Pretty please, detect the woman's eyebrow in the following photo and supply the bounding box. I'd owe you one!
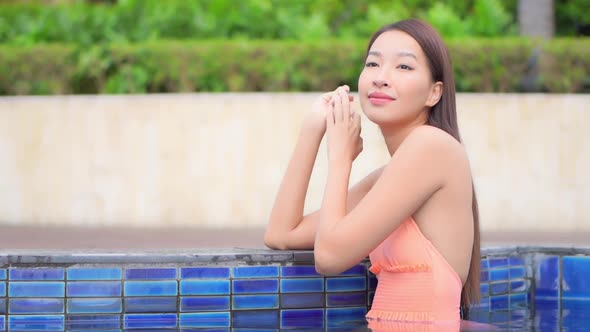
[367,50,417,60]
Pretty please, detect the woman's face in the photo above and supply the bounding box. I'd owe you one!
[358,30,442,127]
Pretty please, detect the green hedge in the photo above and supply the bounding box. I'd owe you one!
[0,38,588,95]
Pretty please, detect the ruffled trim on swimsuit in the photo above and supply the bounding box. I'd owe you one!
[366,309,434,322]
[369,263,432,275]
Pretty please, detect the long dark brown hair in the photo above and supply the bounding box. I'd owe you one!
[366,19,481,314]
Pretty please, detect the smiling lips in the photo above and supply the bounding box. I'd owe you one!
[368,91,395,105]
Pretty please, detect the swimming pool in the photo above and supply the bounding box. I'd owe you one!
[0,246,588,331]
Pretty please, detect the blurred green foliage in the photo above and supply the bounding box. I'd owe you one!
[1,38,588,95]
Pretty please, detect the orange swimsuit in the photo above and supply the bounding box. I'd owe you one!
[366,216,462,328]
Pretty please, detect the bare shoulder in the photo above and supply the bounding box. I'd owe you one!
[400,125,468,162]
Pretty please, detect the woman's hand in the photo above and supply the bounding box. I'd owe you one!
[304,85,354,136]
[326,86,363,165]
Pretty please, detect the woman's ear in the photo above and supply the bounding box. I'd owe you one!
[425,81,443,107]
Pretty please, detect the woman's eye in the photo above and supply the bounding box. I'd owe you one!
[399,64,413,70]
[365,62,378,67]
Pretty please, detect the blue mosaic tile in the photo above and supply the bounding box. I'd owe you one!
[490,295,509,310]
[563,256,590,299]
[0,316,3,331]
[339,265,367,276]
[233,295,279,310]
[67,314,120,330]
[9,298,64,314]
[181,297,230,312]
[480,283,489,297]
[233,266,279,278]
[67,298,122,314]
[125,268,177,280]
[480,270,489,282]
[326,277,366,292]
[9,282,65,297]
[489,269,509,281]
[0,299,5,314]
[10,268,64,280]
[489,258,509,268]
[0,270,5,279]
[326,307,367,328]
[180,312,230,328]
[490,282,509,295]
[0,282,4,296]
[181,267,230,279]
[125,280,177,296]
[67,281,121,297]
[125,313,177,329]
[233,279,279,294]
[180,280,230,295]
[280,293,324,309]
[368,275,377,290]
[510,267,526,279]
[511,280,528,293]
[281,266,321,278]
[475,296,489,309]
[509,256,525,266]
[480,259,489,270]
[281,309,324,328]
[9,315,65,331]
[125,297,177,313]
[280,278,323,293]
[232,310,279,328]
[536,255,560,299]
[510,293,527,309]
[326,292,366,307]
[68,268,122,280]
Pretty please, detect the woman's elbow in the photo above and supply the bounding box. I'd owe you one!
[314,248,342,276]
[264,231,288,250]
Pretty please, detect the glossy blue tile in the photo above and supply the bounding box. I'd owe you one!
[281,309,324,328]
[326,292,366,307]
[9,298,64,314]
[480,283,489,297]
[509,256,525,266]
[0,299,5,314]
[536,255,559,299]
[180,312,230,328]
[511,280,528,293]
[490,295,509,310]
[125,313,177,329]
[563,256,590,298]
[125,297,177,313]
[0,269,5,279]
[480,259,489,270]
[125,280,177,296]
[490,282,509,295]
[281,266,321,278]
[67,281,121,297]
[233,295,279,310]
[326,307,367,327]
[368,275,377,290]
[280,278,323,293]
[326,277,366,292]
[340,265,366,276]
[68,268,122,280]
[510,267,526,279]
[9,315,64,331]
[0,316,3,331]
[233,279,279,294]
[480,270,489,282]
[68,298,122,314]
[510,293,527,308]
[9,282,65,297]
[233,266,279,278]
[180,280,230,295]
[10,268,64,280]
[181,267,230,279]
[368,291,375,306]
[181,297,230,312]
[489,258,509,268]
[490,269,509,281]
[67,314,120,329]
[280,293,324,309]
[232,310,279,328]
[125,268,177,280]
[0,282,4,296]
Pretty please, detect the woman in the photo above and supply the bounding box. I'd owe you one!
[265,19,480,326]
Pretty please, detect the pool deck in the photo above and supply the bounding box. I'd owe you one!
[0,225,588,250]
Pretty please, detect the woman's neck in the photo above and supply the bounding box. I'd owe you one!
[380,117,429,156]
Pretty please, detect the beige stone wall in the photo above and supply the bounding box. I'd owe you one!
[0,93,588,231]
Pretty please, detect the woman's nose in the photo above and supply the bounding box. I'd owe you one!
[372,79,389,88]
